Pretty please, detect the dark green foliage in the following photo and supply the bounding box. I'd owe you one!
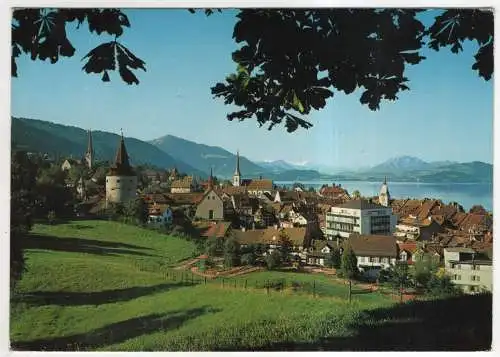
[426,275,462,297]
[277,230,293,263]
[212,9,493,132]
[265,250,282,270]
[124,198,148,225]
[241,252,256,266]
[36,164,75,218]
[325,248,341,269]
[11,151,38,288]
[205,236,220,257]
[341,245,358,280]
[223,238,241,268]
[412,255,438,288]
[12,9,145,84]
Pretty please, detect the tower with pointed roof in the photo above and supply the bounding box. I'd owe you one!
[232,150,241,187]
[379,176,390,207]
[105,132,137,207]
[207,167,214,190]
[84,129,94,169]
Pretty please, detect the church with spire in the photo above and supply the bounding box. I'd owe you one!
[84,129,94,169]
[105,131,137,207]
[379,177,391,207]
[232,150,241,187]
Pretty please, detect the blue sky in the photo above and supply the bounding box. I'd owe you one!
[11,9,493,168]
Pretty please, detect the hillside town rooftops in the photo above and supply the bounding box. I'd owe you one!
[337,199,386,210]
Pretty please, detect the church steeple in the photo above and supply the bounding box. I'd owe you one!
[234,150,241,176]
[379,176,390,207]
[233,150,241,187]
[208,166,214,189]
[84,129,94,169]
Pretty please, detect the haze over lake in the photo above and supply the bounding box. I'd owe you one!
[275,181,493,212]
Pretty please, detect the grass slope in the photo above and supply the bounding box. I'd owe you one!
[10,220,492,351]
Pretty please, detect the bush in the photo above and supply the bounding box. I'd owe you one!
[47,210,56,225]
[241,252,257,266]
[265,250,282,270]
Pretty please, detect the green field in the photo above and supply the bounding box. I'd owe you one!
[10,220,492,351]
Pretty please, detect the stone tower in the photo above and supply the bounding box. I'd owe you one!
[84,129,94,169]
[105,131,137,207]
[232,150,241,187]
[379,176,390,207]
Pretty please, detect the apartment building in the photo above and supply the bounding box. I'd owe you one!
[443,247,493,294]
[325,199,397,240]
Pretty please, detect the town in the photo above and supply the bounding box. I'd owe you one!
[46,129,493,295]
[9,7,494,352]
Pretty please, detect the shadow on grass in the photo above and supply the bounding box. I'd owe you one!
[12,306,222,351]
[22,234,153,257]
[241,294,492,351]
[14,281,195,307]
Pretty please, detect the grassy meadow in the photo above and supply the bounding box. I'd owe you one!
[10,220,492,351]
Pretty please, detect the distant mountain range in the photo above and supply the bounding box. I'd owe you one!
[331,156,492,183]
[11,118,492,184]
[150,135,268,178]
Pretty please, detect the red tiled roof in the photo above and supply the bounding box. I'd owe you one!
[199,221,231,238]
[398,241,418,254]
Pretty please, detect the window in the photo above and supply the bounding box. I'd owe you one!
[473,265,480,271]
[373,257,380,263]
[382,257,389,264]
[471,275,480,282]
[117,179,120,183]
[208,210,214,220]
[453,274,462,281]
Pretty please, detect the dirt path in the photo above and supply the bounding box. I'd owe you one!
[174,255,208,270]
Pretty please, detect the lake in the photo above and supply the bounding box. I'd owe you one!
[275,180,493,212]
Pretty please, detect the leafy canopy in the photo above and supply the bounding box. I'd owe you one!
[12,9,493,131]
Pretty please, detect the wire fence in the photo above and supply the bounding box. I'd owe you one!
[130,260,385,301]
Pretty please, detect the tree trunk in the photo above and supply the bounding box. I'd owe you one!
[349,279,352,303]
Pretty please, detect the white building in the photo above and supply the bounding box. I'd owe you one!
[378,177,390,207]
[325,199,397,240]
[147,205,173,227]
[105,133,137,207]
[232,150,242,187]
[443,247,493,294]
[349,234,398,279]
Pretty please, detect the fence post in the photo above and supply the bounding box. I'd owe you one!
[266,280,270,295]
[234,280,237,289]
[313,280,316,298]
[222,278,225,288]
[244,279,247,289]
[205,276,207,285]
[192,273,194,285]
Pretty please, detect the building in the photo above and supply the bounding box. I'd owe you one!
[61,158,81,171]
[378,177,390,207]
[319,184,350,201]
[84,129,94,169]
[443,247,493,294]
[306,240,339,266]
[147,204,173,227]
[349,234,398,273]
[395,216,444,241]
[247,179,274,196]
[171,176,196,193]
[195,188,224,221]
[325,199,397,240]
[105,132,137,207]
[232,150,242,187]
